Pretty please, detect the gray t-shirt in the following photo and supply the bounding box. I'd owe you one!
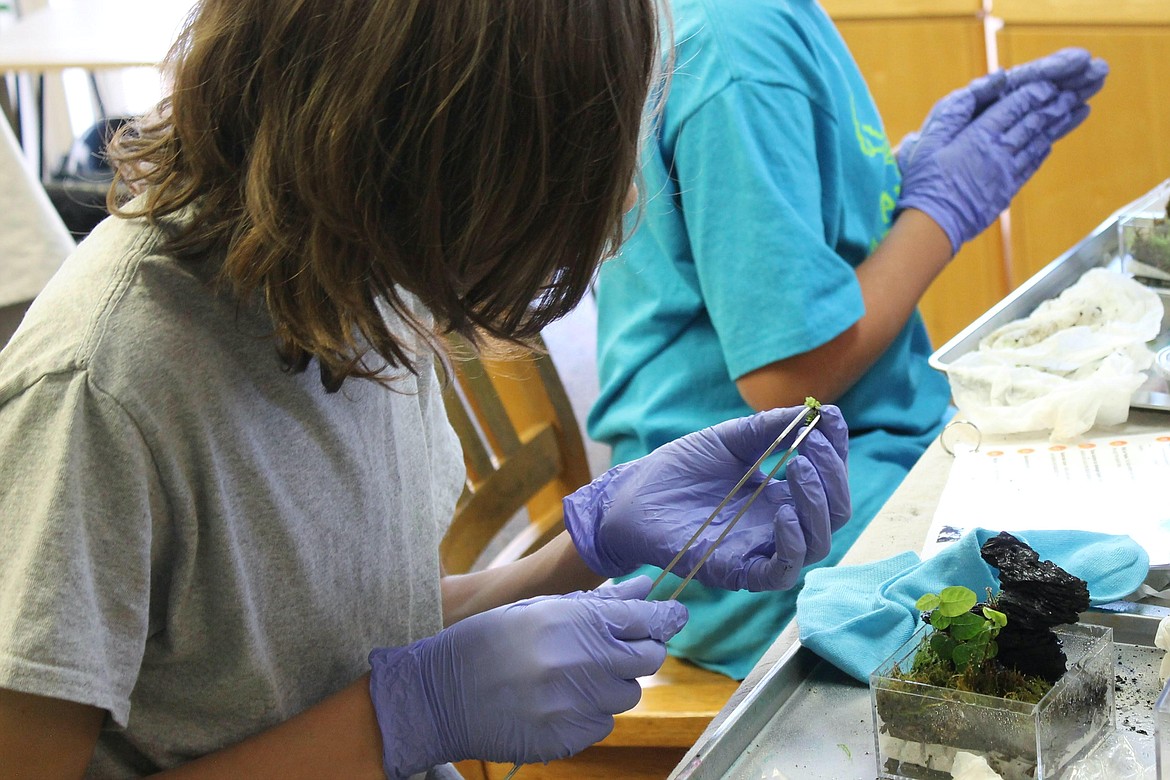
[0,210,465,776]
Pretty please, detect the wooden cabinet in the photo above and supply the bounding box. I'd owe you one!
[995,2,1170,282]
[825,1,1170,347]
[827,2,1009,346]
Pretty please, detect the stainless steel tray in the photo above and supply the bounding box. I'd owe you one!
[673,604,1170,779]
[929,179,1170,413]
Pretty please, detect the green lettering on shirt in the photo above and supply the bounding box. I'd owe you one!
[850,93,900,240]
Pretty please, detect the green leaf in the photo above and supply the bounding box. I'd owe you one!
[916,593,941,612]
[931,612,952,630]
[937,586,978,617]
[952,643,974,670]
[983,607,1007,627]
[986,641,999,659]
[948,614,984,641]
[930,632,956,660]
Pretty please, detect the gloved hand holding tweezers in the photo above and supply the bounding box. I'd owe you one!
[564,404,851,593]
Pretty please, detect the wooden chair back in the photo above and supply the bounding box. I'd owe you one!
[439,332,590,575]
[440,332,739,780]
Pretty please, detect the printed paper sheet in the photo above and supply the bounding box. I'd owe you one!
[923,430,1170,567]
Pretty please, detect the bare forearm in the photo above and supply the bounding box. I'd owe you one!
[441,531,604,625]
[736,209,953,409]
[160,676,384,780]
[0,679,386,780]
[0,689,104,780]
[167,533,605,776]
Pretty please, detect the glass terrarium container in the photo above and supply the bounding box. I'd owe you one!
[1118,201,1170,289]
[871,623,1115,780]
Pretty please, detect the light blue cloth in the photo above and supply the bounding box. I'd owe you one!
[588,0,952,679]
[796,528,1150,683]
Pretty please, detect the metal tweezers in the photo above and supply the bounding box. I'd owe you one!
[502,409,821,780]
[650,408,822,600]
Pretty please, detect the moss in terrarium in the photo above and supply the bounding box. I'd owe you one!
[892,643,1052,703]
[891,584,1053,702]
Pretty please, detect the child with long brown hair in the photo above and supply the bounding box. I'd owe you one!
[0,1,848,777]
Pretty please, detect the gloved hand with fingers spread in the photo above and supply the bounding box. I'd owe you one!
[564,405,851,592]
[896,80,1091,254]
[369,576,687,778]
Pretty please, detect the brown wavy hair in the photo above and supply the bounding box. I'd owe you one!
[108,0,660,390]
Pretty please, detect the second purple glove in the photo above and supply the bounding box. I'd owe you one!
[897,81,1088,254]
[966,47,1108,111]
[564,405,851,592]
[369,577,687,777]
[896,47,1107,254]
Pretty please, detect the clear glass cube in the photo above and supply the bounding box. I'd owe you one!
[870,623,1115,780]
[1119,212,1170,289]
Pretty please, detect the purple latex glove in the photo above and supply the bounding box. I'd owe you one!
[897,48,1108,162]
[368,576,687,777]
[564,406,851,592]
[967,47,1108,110]
[896,80,1088,254]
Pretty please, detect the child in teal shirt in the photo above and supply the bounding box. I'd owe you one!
[590,0,1107,678]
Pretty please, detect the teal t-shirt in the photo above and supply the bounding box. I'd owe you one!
[589,0,952,679]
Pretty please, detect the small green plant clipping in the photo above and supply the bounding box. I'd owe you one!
[915,586,1007,671]
[803,396,821,425]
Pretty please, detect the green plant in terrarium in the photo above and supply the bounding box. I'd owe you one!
[894,584,1052,702]
[1130,200,1170,275]
[915,586,1006,671]
[873,535,1108,779]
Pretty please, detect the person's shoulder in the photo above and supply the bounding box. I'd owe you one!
[692,0,810,31]
[672,0,835,90]
[0,212,205,405]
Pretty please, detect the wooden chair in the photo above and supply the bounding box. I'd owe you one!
[438,332,592,573]
[439,333,739,780]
